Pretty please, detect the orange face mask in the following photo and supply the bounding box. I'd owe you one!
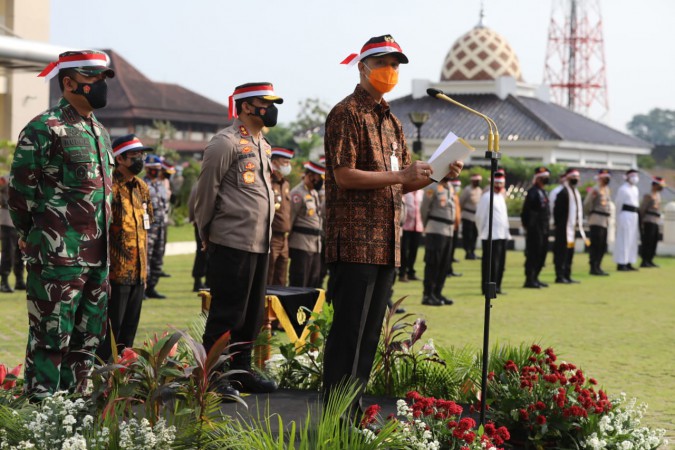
[363,63,399,94]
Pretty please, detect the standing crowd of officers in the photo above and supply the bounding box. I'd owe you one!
[3,40,666,409]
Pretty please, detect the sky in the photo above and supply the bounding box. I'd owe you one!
[51,0,675,134]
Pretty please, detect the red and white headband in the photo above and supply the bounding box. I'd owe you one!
[304,161,325,175]
[566,170,580,179]
[470,174,482,181]
[38,53,110,82]
[271,148,294,159]
[228,84,277,119]
[113,137,146,157]
[340,41,404,66]
[533,170,550,180]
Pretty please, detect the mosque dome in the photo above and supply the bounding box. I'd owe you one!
[440,25,523,82]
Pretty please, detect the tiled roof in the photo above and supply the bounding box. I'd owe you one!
[389,93,650,149]
[92,50,229,127]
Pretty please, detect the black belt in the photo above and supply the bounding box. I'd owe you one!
[622,204,638,213]
[292,226,321,236]
[429,215,454,225]
[591,210,610,217]
[463,208,476,214]
[646,211,661,217]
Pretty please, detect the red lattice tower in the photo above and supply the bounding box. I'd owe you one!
[543,0,609,120]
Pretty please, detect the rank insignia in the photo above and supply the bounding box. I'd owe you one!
[292,194,301,204]
[305,194,312,200]
[265,147,271,156]
[308,208,315,216]
[243,171,255,184]
[245,161,255,170]
[239,138,249,145]
[425,189,434,198]
[242,146,252,154]
[239,125,249,137]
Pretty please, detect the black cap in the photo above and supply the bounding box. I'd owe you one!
[360,34,409,64]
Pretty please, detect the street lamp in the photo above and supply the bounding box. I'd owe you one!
[408,111,430,155]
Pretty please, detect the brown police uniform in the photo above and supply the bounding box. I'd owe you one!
[288,181,322,287]
[639,191,661,266]
[421,182,455,301]
[268,172,291,286]
[584,185,611,273]
[459,184,482,258]
[194,119,274,360]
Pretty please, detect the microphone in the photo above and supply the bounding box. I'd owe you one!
[426,88,499,152]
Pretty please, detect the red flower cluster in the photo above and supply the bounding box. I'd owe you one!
[361,404,381,427]
[0,363,22,390]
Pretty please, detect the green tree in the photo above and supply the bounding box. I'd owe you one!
[627,108,675,145]
[291,98,330,135]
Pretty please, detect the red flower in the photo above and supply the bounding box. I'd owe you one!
[519,409,529,421]
[589,378,598,385]
[504,360,519,372]
[531,344,542,354]
[360,404,380,427]
[0,363,22,390]
[535,401,546,410]
[117,348,138,373]
[536,415,547,425]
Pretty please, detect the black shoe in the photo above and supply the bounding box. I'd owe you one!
[159,272,172,278]
[617,264,628,271]
[536,280,549,287]
[0,281,13,293]
[408,274,420,281]
[447,272,463,277]
[14,279,26,290]
[436,294,454,305]
[626,264,638,271]
[398,273,409,282]
[649,262,660,268]
[496,288,506,295]
[555,277,571,284]
[523,281,541,289]
[566,278,580,284]
[422,295,442,306]
[395,308,406,314]
[214,380,240,402]
[230,370,278,393]
[466,253,477,260]
[145,288,166,299]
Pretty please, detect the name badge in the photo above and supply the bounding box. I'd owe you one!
[390,155,399,171]
[143,203,151,230]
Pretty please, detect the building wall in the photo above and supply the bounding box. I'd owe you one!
[0,0,50,142]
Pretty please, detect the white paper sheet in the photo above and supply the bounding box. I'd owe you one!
[427,131,475,182]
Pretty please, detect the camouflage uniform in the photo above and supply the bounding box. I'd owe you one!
[144,176,167,292]
[9,98,113,399]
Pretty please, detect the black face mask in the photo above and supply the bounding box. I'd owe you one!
[251,104,278,127]
[73,79,108,109]
[540,177,550,185]
[568,178,579,186]
[128,157,144,175]
[313,178,324,191]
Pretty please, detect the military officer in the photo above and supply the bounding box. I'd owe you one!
[267,147,294,286]
[288,160,325,288]
[0,175,24,293]
[639,176,665,268]
[583,169,612,275]
[421,177,456,306]
[521,166,551,288]
[194,82,282,395]
[9,50,115,400]
[459,173,483,260]
[144,155,168,299]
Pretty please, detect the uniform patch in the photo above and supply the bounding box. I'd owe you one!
[239,138,249,145]
[265,147,271,155]
[426,189,434,198]
[308,208,315,216]
[239,125,249,137]
[245,161,255,170]
[292,194,302,204]
[75,165,89,180]
[62,137,90,150]
[242,146,252,154]
[237,153,255,160]
[243,171,255,184]
[437,185,444,193]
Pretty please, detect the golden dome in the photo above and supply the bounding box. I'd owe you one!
[440,26,522,82]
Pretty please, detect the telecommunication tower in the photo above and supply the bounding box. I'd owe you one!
[543,0,609,120]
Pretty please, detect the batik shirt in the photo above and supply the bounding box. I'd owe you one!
[324,84,411,267]
[9,98,113,267]
[110,170,153,285]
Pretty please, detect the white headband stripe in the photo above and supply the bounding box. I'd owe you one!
[343,45,403,66]
[113,141,145,157]
[232,89,276,101]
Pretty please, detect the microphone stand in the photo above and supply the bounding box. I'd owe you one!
[426,89,500,426]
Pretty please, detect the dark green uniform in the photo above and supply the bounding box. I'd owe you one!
[9,98,113,399]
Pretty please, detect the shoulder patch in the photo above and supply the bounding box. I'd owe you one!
[292,194,302,204]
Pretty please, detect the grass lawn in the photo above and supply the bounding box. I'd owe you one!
[0,243,672,442]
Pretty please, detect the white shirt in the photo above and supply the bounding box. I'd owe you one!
[476,190,511,240]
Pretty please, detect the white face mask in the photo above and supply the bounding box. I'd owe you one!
[628,175,639,185]
[277,164,292,177]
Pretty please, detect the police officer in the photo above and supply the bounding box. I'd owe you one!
[288,160,325,288]
[521,166,551,288]
[144,155,168,299]
[583,169,612,275]
[459,173,483,260]
[9,50,115,399]
[158,160,175,278]
[447,178,462,276]
[0,175,24,293]
[639,176,665,268]
[268,147,294,286]
[195,82,282,395]
[421,177,456,306]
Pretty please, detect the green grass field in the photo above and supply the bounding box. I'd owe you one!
[0,239,672,443]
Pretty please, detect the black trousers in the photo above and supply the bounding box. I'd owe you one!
[524,225,548,282]
[481,239,506,294]
[288,248,321,288]
[588,225,608,269]
[554,228,574,280]
[423,233,452,297]
[97,281,144,362]
[191,224,208,281]
[448,227,459,273]
[323,262,395,407]
[0,225,24,279]
[462,219,478,256]
[400,230,421,277]
[641,222,659,263]
[203,244,268,365]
